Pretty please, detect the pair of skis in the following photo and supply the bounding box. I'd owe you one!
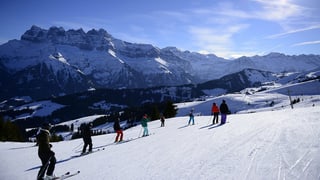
[113,133,155,145]
[72,148,106,158]
[51,171,80,180]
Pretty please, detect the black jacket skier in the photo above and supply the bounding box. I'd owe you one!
[220,100,229,114]
[220,100,230,124]
[113,119,122,131]
[81,123,93,154]
[36,123,56,180]
[160,114,165,127]
[113,118,123,142]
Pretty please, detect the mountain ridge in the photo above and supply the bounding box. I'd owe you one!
[1,25,320,100]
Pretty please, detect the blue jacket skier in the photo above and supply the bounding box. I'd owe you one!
[188,109,195,125]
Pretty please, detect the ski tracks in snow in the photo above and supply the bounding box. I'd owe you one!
[244,122,282,180]
[278,115,320,180]
[196,118,281,179]
[240,109,320,180]
[195,109,320,180]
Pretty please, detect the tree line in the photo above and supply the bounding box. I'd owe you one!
[0,100,177,142]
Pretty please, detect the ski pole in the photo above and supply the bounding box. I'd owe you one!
[138,127,143,137]
[207,115,212,125]
[37,155,52,179]
[72,142,83,152]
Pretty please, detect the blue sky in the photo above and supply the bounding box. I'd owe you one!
[1,0,319,59]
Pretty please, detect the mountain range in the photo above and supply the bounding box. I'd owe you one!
[1,25,320,101]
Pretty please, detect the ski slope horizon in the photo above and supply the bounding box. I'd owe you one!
[1,79,320,180]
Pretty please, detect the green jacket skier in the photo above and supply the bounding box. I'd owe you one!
[141,114,149,136]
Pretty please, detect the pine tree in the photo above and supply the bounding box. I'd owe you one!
[163,101,177,118]
[0,116,25,142]
[0,117,4,141]
[51,133,63,142]
[150,105,160,120]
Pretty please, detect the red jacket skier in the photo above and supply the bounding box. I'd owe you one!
[113,118,123,142]
[211,103,220,124]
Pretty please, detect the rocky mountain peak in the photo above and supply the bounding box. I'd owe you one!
[21,25,48,42]
[20,25,113,50]
[264,52,286,58]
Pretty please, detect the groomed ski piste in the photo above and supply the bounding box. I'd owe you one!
[1,80,320,180]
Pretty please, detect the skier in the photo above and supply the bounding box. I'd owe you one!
[141,114,150,136]
[113,118,123,142]
[160,113,165,127]
[188,109,195,125]
[211,103,220,124]
[220,100,230,125]
[36,123,56,180]
[80,122,93,154]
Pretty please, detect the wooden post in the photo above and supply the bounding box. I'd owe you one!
[288,88,293,109]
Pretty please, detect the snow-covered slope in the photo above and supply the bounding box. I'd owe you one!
[178,79,320,116]
[1,104,320,180]
[1,78,320,179]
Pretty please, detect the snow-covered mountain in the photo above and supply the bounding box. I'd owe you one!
[1,25,320,100]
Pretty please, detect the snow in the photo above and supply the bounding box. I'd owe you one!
[1,79,320,180]
[14,100,65,119]
[1,98,320,179]
[49,52,70,65]
[154,57,168,66]
[108,49,124,64]
[177,80,320,116]
[57,115,105,128]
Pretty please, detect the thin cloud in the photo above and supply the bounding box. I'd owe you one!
[292,40,320,47]
[252,0,304,21]
[267,24,320,39]
[154,10,189,23]
[192,3,251,20]
[183,0,309,58]
[188,24,249,58]
[195,0,304,22]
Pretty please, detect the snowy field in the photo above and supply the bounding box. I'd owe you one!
[1,105,320,180]
[1,80,320,180]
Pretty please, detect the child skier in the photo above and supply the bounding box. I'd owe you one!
[160,113,165,127]
[188,109,195,125]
